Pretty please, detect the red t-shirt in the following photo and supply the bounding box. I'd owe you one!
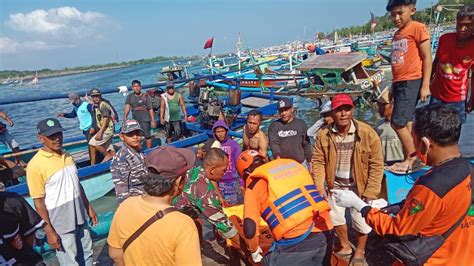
[430,33,474,102]
[391,21,430,82]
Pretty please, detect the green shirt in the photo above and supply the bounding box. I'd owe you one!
[168,94,181,122]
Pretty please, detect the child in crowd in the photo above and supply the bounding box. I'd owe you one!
[385,0,432,174]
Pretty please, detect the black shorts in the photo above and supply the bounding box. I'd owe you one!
[139,121,151,139]
[391,79,421,127]
[165,121,182,140]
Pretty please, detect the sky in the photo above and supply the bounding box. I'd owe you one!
[0,0,433,71]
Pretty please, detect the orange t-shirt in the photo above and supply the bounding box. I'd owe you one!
[365,158,474,265]
[391,21,430,82]
[243,180,333,252]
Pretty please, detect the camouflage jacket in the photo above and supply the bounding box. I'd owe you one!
[110,143,147,203]
[174,166,237,239]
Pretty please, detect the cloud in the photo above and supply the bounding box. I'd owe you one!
[7,7,107,37]
[0,37,54,54]
[2,7,116,54]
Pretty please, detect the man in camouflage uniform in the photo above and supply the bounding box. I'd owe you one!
[174,148,238,241]
[110,120,148,203]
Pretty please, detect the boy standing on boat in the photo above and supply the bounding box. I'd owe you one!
[26,118,97,265]
[160,81,188,143]
[88,88,116,163]
[110,120,148,203]
[268,98,312,168]
[385,0,432,174]
[243,110,268,159]
[332,105,474,265]
[123,80,156,149]
[311,94,384,265]
[429,4,474,124]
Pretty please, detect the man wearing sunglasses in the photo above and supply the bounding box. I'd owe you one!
[111,120,148,203]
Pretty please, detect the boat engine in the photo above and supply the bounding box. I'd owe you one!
[198,89,224,129]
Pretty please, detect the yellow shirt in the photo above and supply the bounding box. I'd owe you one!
[107,196,202,265]
[26,149,87,234]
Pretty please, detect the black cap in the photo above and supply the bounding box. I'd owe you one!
[278,97,293,109]
[89,88,101,96]
[37,118,64,136]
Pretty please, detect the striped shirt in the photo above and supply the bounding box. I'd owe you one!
[331,121,356,180]
[26,150,87,235]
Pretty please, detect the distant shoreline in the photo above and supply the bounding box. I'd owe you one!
[0,56,190,83]
[13,65,131,83]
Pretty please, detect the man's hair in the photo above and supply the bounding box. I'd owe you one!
[143,168,178,197]
[386,0,416,11]
[457,4,474,19]
[132,79,141,86]
[247,109,263,121]
[414,105,461,147]
[202,148,228,168]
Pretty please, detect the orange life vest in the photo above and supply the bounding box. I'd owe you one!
[246,159,331,240]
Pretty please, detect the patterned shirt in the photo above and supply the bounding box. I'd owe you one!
[331,121,356,180]
[110,143,147,203]
[174,167,237,239]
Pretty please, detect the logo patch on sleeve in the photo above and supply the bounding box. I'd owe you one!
[408,199,424,216]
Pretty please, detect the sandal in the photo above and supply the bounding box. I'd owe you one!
[349,257,368,266]
[334,249,353,261]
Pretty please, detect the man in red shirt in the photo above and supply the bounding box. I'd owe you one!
[430,4,474,124]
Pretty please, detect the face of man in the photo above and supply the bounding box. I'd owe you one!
[390,5,415,29]
[246,115,261,134]
[39,132,63,153]
[279,107,294,123]
[332,105,353,128]
[214,127,227,142]
[120,130,142,150]
[91,95,101,105]
[207,157,229,182]
[132,83,142,95]
[167,87,175,95]
[456,16,474,41]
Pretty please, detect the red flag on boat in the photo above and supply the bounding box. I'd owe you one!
[204,37,214,49]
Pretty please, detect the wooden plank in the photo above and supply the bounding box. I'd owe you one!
[241,97,271,108]
[296,52,367,72]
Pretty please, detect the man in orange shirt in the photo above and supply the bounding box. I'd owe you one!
[237,150,333,265]
[332,105,474,265]
[386,0,432,174]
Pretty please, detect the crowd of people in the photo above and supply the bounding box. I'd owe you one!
[1,0,473,265]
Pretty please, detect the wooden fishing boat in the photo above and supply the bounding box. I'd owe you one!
[261,53,385,106]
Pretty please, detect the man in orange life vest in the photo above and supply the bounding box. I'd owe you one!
[237,150,334,265]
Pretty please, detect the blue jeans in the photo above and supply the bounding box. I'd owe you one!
[430,96,466,124]
[263,231,334,266]
[56,224,93,266]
